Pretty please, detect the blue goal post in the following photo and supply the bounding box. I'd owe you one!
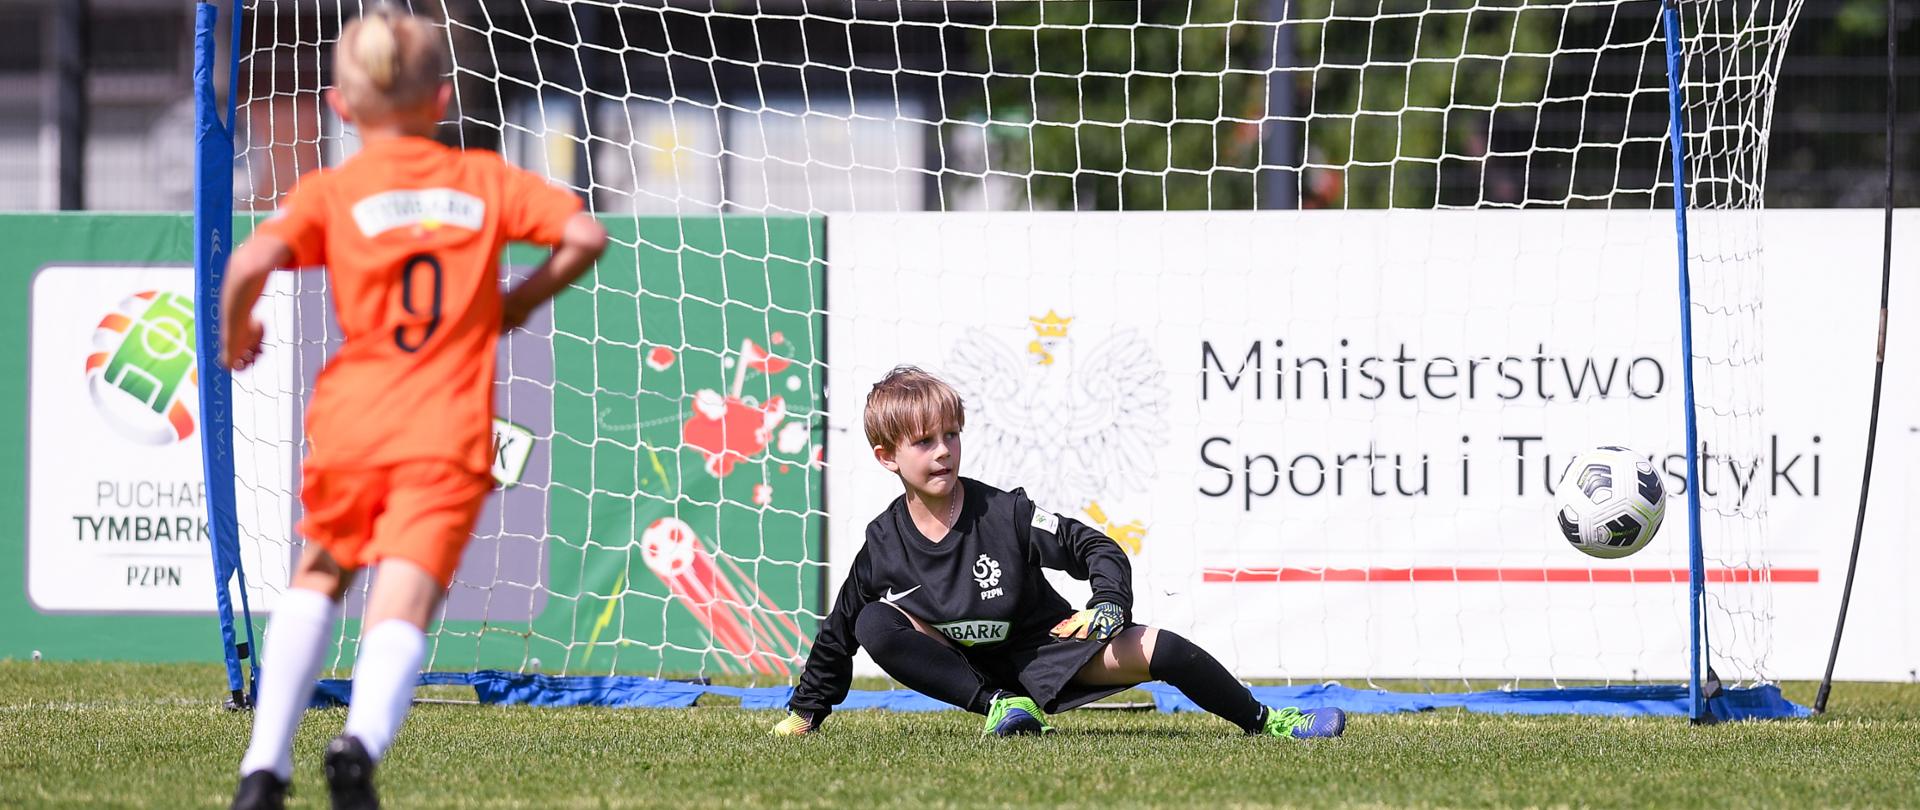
[192,0,256,710]
[1658,0,1713,725]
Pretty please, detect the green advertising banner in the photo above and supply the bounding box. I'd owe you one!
[1,213,826,678]
[542,216,825,675]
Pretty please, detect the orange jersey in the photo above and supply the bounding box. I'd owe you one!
[254,136,582,474]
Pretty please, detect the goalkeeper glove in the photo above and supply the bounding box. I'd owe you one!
[1050,601,1127,641]
[769,712,815,737]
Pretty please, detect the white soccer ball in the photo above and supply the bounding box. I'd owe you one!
[1554,446,1667,559]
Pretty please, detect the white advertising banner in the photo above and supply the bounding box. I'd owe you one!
[28,265,292,614]
[827,210,1920,681]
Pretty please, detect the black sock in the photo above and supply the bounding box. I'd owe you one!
[854,604,995,715]
[1149,630,1267,733]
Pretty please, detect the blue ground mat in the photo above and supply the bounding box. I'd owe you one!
[311,672,1808,719]
[1142,681,1809,721]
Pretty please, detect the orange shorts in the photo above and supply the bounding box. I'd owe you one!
[297,460,494,588]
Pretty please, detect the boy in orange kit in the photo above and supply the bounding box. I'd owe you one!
[221,9,605,809]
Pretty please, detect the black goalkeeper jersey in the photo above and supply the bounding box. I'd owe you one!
[788,478,1133,720]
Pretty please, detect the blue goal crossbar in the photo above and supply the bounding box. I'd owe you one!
[193,0,256,709]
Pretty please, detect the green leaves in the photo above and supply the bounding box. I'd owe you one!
[948,0,1562,210]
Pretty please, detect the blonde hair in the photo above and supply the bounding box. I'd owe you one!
[336,8,450,118]
[864,366,966,450]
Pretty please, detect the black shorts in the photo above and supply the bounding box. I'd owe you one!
[966,625,1135,714]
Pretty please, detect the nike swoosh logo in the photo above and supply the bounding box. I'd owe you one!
[882,585,921,603]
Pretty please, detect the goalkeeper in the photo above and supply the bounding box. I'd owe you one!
[771,366,1346,739]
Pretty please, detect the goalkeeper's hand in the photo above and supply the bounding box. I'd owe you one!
[769,712,815,737]
[1050,602,1127,641]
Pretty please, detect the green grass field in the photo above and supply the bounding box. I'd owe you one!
[4,662,1918,808]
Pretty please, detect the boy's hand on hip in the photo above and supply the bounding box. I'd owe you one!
[221,318,265,371]
[1050,602,1126,641]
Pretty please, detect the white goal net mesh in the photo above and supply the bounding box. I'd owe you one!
[225,0,1803,690]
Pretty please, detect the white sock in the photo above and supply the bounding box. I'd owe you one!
[239,588,340,780]
[342,620,427,761]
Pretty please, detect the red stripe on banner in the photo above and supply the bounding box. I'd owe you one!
[1202,567,1820,584]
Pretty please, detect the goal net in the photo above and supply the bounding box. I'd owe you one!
[219,0,1804,701]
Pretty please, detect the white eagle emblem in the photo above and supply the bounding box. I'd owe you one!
[945,312,1170,511]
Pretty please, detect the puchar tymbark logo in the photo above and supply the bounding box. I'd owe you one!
[86,290,199,444]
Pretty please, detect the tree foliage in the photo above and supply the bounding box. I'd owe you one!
[949,0,1559,210]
